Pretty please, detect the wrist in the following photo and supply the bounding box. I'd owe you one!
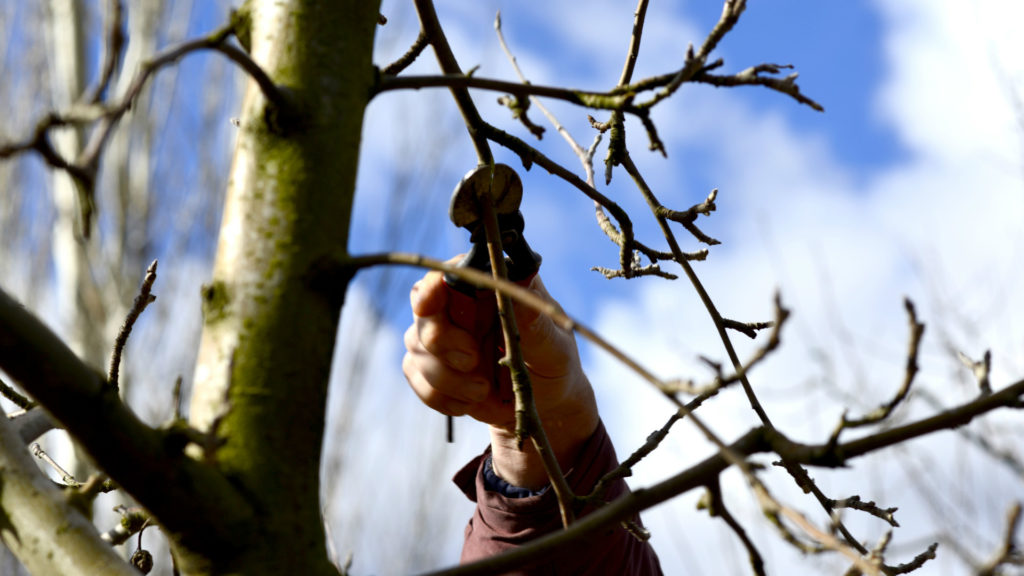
[488,379,599,490]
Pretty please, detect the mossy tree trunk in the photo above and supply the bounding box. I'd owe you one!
[184,0,379,573]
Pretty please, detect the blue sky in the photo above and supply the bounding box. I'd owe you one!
[340,1,1024,574]
[3,1,1021,574]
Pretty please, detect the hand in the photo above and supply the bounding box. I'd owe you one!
[402,262,599,488]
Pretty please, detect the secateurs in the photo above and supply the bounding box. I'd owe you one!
[443,163,541,442]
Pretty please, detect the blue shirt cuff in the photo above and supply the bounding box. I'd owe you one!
[482,455,549,498]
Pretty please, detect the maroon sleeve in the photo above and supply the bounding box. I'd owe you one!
[453,420,663,575]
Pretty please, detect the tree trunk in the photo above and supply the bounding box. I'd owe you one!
[186,0,379,573]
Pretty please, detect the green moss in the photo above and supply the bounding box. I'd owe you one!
[200,281,231,324]
[230,1,253,52]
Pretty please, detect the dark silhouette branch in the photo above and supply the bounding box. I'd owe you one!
[85,0,125,104]
[0,286,256,559]
[704,478,766,576]
[107,260,158,392]
[0,376,35,410]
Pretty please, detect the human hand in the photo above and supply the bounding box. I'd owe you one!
[402,262,599,488]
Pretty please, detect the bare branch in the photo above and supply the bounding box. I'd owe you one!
[107,259,158,391]
[621,153,776,428]
[958,349,993,396]
[722,318,774,339]
[0,415,137,575]
[693,65,825,112]
[833,495,900,528]
[413,0,493,165]
[828,298,925,446]
[703,479,766,576]
[30,442,79,487]
[480,123,642,275]
[382,29,430,76]
[0,376,35,410]
[0,285,256,556]
[84,0,125,104]
[885,542,938,575]
[916,388,1024,478]
[656,188,721,245]
[976,502,1023,576]
[0,21,287,235]
[477,185,575,528]
[418,370,1024,576]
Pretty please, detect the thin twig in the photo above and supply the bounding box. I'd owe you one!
[958,349,992,396]
[85,0,125,104]
[976,502,1023,576]
[494,15,660,277]
[382,29,429,76]
[477,190,576,528]
[479,123,641,274]
[833,495,899,528]
[108,260,158,391]
[662,295,788,396]
[0,376,35,410]
[30,442,79,487]
[757,485,881,575]
[413,0,493,165]
[773,459,870,557]
[827,298,925,446]
[620,153,775,428]
[705,479,766,576]
[617,0,651,86]
[722,318,774,339]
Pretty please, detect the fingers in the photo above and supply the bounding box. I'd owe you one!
[409,272,446,318]
[411,282,480,372]
[403,323,490,416]
[402,261,585,425]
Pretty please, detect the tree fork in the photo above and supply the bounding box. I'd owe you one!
[187,1,380,574]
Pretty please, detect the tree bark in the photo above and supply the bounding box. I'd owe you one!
[0,414,137,576]
[187,0,380,573]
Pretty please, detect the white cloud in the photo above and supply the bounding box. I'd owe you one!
[586,1,1024,574]
[349,2,1024,573]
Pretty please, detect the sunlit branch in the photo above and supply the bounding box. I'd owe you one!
[620,153,775,428]
[382,29,429,76]
[478,191,576,528]
[479,123,645,274]
[495,13,683,278]
[975,502,1022,576]
[413,0,493,165]
[376,74,635,111]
